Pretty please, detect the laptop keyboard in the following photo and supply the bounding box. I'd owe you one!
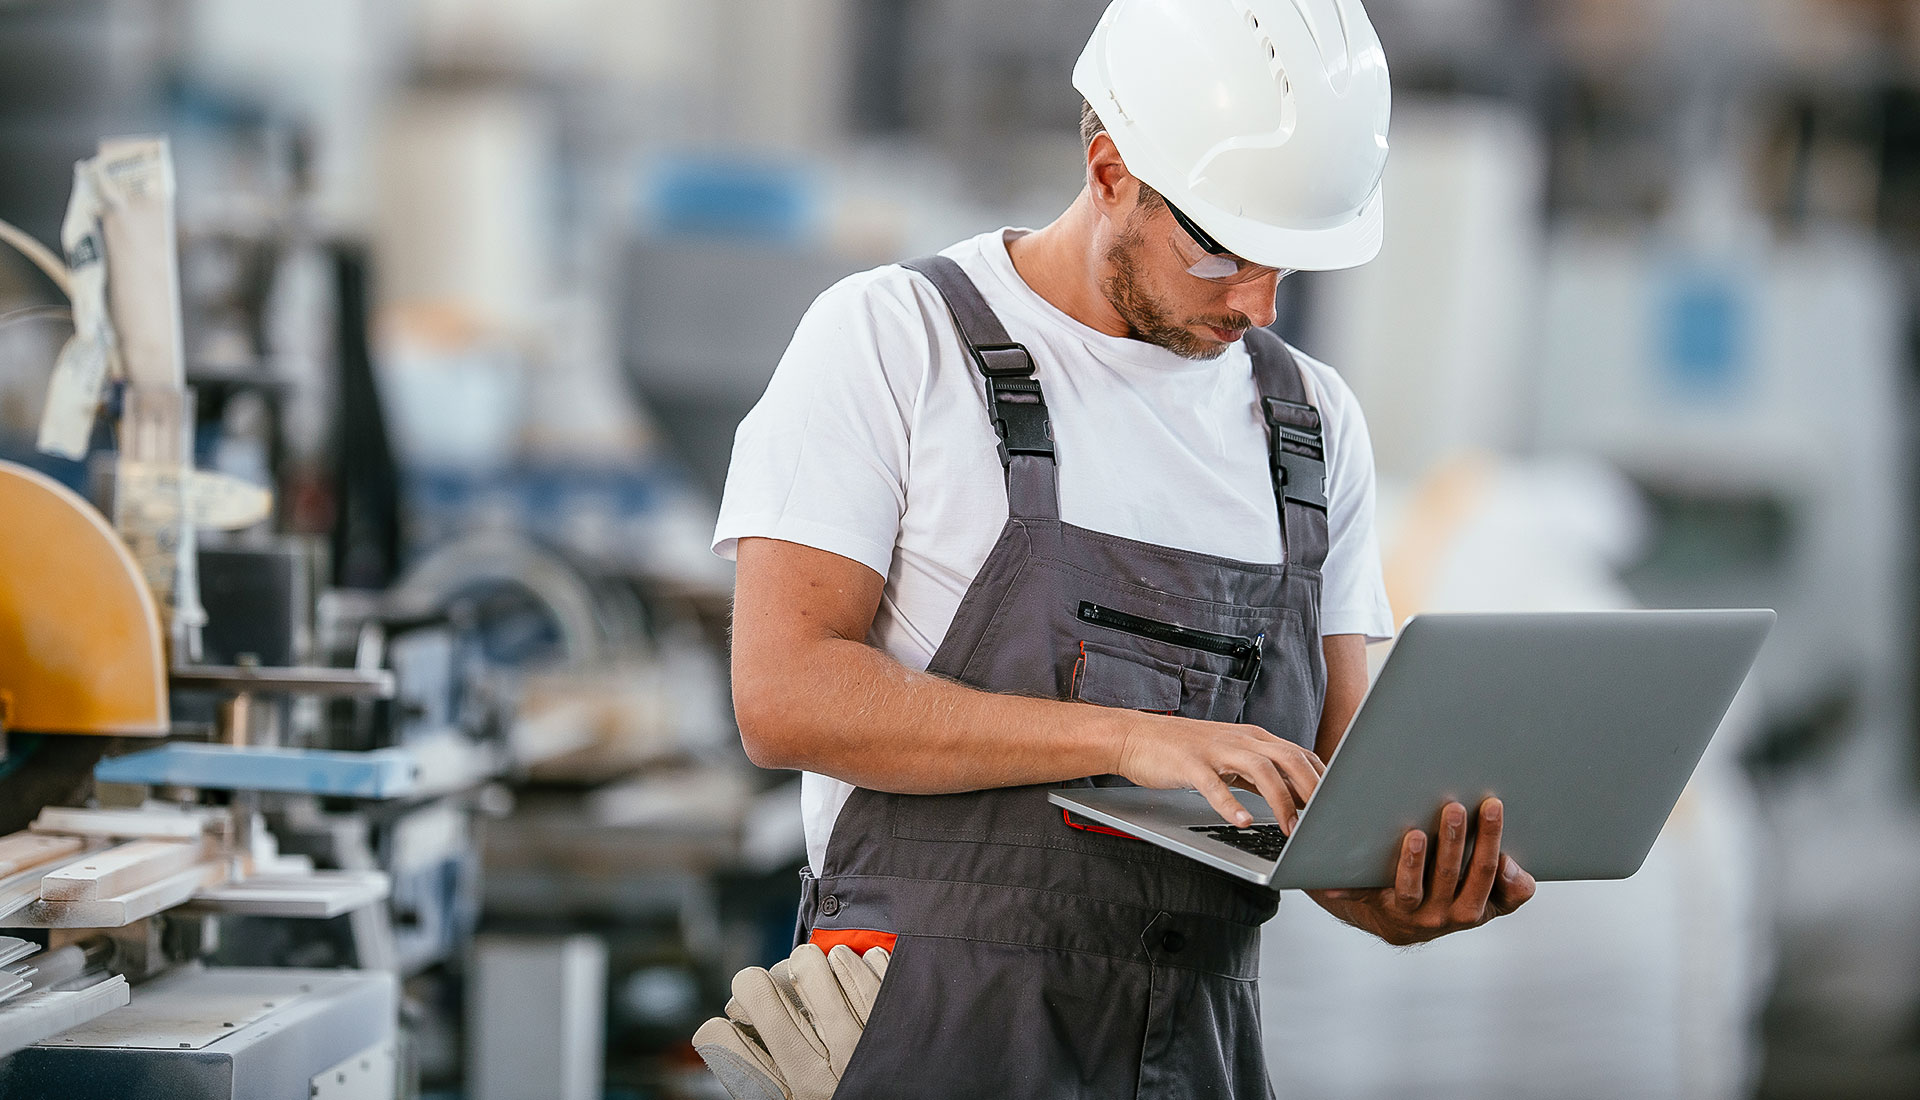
[1188,823,1290,860]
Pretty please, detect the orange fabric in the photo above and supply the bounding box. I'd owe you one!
[809,928,898,955]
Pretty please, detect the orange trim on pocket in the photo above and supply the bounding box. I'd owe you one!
[1072,640,1177,714]
[809,928,898,956]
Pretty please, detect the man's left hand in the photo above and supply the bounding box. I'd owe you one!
[1308,797,1537,946]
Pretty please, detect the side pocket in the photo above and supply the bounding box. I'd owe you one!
[832,933,916,1099]
[1071,641,1183,712]
[1180,665,1254,724]
[834,936,1152,1099]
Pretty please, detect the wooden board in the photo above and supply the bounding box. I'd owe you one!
[0,851,101,925]
[39,840,200,902]
[187,870,390,919]
[7,862,227,928]
[30,806,213,841]
[0,833,83,878]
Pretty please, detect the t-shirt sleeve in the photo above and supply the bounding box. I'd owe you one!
[1307,358,1396,642]
[712,270,925,577]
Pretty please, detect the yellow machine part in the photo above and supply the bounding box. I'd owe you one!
[0,461,167,735]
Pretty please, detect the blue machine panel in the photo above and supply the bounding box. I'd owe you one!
[94,744,419,799]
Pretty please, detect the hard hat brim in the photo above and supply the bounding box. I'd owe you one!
[1162,179,1385,273]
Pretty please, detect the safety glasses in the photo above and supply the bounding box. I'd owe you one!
[1165,200,1292,285]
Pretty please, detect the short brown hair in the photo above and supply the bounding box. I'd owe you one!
[1080,98,1163,210]
[1079,98,1106,150]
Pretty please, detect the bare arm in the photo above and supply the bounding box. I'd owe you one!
[729,537,1326,828]
[1315,633,1369,762]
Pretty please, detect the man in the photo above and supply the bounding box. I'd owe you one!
[713,0,1536,1094]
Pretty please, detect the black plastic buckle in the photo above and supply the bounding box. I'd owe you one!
[990,376,1054,461]
[974,343,1054,463]
[975,344,1037,377]
[1263,397,1327,511]
[1274,449,1327,510]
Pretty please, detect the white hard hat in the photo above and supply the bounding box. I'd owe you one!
[1073,0,1391,271]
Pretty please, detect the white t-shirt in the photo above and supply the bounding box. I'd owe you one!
[715,228,1394,872]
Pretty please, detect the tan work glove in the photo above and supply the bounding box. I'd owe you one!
[693,942,891,1100]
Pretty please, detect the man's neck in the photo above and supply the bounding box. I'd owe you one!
[1006,190,1132,339]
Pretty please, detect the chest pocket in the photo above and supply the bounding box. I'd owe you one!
[1071,640,1252,724]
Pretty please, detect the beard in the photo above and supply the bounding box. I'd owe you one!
[1099,218,1251,361]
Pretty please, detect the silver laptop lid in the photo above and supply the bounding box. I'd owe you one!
[1267,608,1773,889]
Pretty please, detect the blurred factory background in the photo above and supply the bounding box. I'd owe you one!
[0,0,1914,1097]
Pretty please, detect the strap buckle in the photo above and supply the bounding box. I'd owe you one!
[976,343,1037,378]
[975,343,1054,463]
[1263,397,1327,511]
[989,375,1054,461]
[1275,450,1327,511]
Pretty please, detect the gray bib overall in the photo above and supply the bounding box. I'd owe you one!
[798,255,1330,1098]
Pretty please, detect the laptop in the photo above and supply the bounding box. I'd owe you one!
[1049,609,1774,889]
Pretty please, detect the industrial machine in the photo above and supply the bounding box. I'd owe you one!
[0,136,420,1098]
[0,455,401,1097]
[0,125,779,1099]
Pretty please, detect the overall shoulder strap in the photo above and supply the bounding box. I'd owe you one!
[1243,327,1330,570]
[899,255,1059,520]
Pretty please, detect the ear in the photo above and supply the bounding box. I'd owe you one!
[1086,133,1140,222]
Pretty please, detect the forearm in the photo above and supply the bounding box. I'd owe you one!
[1314,634,1368,761]
[728,538,1330,820]
[735,634,1123,794]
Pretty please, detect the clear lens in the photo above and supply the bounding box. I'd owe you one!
[1167,223,1289,285]
[1186,254,1244,281]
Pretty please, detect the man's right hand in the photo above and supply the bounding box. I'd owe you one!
[1110,711,1325,830]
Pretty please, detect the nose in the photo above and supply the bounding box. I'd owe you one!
[1225,271,1283,329]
